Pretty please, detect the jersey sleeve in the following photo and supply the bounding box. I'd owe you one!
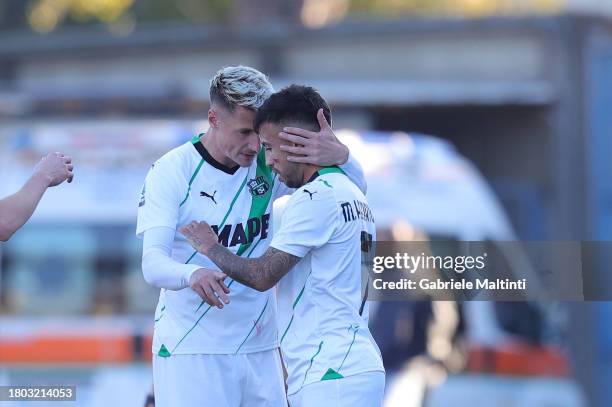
[270,187,338,258]
[142,226,200,290]
[136,154,185,238]
[339,153,367,194]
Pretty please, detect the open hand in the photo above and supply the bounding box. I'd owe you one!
[278,108,349,166]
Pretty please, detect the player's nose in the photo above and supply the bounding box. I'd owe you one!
[247,134,260,153]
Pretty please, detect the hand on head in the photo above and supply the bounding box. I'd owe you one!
[278,109,347,166]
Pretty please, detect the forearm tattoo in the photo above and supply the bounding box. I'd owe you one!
[207,245,300,291]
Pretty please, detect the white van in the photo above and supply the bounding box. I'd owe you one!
[325,130,585,407]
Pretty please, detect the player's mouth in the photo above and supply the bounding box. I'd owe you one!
[272,168,285,182]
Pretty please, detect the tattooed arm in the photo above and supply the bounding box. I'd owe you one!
[206,245,299,292]
[180,221,300,292]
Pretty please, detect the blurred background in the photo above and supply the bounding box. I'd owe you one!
[1,0,612,405]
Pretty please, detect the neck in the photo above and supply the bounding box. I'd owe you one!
[201,128,238,168]
[301,164,322,186]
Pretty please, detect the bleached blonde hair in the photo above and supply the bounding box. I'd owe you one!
[210,65,274,111]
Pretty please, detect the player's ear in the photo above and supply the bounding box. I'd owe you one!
[208,109,219,128]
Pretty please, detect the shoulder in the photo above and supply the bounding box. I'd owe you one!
[305,172,357,197]
[288,177,338,212]
[293,173,367,217]
[318,172,364,200]
[156,141,194,166]
[149,141,197,178]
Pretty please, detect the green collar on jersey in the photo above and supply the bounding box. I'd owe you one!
[306,165,345,184]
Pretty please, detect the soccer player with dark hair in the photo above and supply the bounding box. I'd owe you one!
[181,85,385,407]
[138,69,366,407]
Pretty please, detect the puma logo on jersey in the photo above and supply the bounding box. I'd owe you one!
[200,190,217,204]
[211,213,270,248]
[303,189,317,200]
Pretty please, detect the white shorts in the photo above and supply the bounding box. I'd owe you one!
[287,371,385,407]
[153,349,287,407]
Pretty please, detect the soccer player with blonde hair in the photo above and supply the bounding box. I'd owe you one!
[137,66,366,406]
[181,85,384,407]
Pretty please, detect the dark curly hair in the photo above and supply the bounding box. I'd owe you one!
[254,85,331,133]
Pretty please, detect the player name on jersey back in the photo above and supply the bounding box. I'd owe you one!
[271,171,384,395]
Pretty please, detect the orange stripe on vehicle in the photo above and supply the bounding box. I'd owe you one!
[0,335,133,364]
[467,343,569,377]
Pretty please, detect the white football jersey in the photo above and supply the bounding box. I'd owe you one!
[137,135,286,356]
[270,168,384,396]
[137,135,366,357]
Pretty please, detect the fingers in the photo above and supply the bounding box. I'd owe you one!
[278,131,312,146]
[179,221,198,235]
[285,155,313,163]
[279,144,312,156]
[280,127,316,140]
[202,284,224,308]
[190,269,230,309]
[65,162,74,183]
[210,279,230,305]
[219,278,230,294]
[317,108,331,130]
[191,284,212,308]
[192,284,206,302]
